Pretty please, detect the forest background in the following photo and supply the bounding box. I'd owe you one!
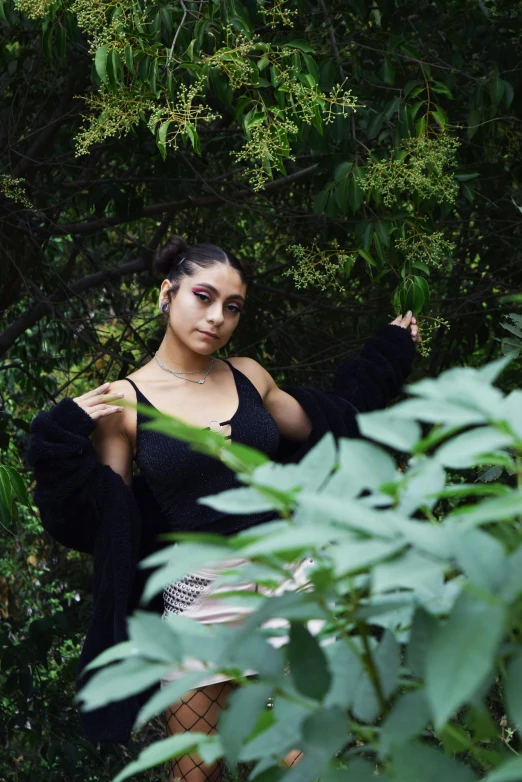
[1,0,522,779]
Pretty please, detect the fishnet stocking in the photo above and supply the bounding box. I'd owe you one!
[164,681,234,782]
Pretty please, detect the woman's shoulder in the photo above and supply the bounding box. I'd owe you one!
[225,356,275,399]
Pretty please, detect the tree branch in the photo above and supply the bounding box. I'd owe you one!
[0,257,147,358]
[49,164,319,236]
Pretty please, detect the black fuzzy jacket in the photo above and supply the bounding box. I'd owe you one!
[26,325,415,745]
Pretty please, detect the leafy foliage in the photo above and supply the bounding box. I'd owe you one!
[2,0,522,778]
[80,355,522,781]
[1,0,522,375]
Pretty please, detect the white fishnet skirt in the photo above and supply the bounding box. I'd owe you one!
[160,556,317,689]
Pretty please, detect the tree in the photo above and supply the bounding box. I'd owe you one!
[1,0,522,778]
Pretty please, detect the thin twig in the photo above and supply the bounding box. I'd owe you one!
[167,0,188,71]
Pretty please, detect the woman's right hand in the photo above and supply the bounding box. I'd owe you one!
[72,382,125,422]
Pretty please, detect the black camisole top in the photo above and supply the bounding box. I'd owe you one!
[123,360,280,536]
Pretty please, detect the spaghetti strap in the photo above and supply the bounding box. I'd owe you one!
[122,377,139,394]
[122,377,154,414]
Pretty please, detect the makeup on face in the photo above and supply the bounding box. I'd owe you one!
[191,283,244,315]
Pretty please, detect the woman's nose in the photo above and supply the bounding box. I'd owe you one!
[207,303,224,325]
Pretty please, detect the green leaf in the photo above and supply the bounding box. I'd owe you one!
[347,172,364,212]
[288,622,331,701]
[503,80,514,109]
[239,695,308,761]
[216,682,273,766]
[303,54,319,82]
[323,641,363,709]
[384,96,401,120]
[452,530,507,594]
[76,658,174,711]
[367,112,384,139]
[293,432,337,492]
[42,26,53,59]
[338,438,396,490]
[0,466,13,522]
[106,49,117,90]
[134,671,209,729]
[95,44,109,85]
[431,106,448,128]
[358,248,377,267]
[149,58,158,95]
[467,107,481,139]
[313,188,329,215]
[113,733,221,782]
[375,220,391,247]
[484,757,522,782]
[504,652,522,740]
[411,259,430,275]
[392,741,478,782]
[382,59,395,85]
[454,172,480,182]
[329,540,405,578]
[55,25,66,59]
[199,486,281,514]
[83,640,140,672]
[380,690,430,754]
[139,543,232,604]
[408,608,438,679]
[127,610,182,664]
[489,77,505,108]
[286,40,314,53]
[426,591,505,729]
[283,707,347,782]
[435,427,512,469]
[236,523,329,558]
[357,410,422,452]
[124,44,133,72]
[449,492,522,530]
[352,631,400,721]
[373,550,445,596]
[431,81,454,99]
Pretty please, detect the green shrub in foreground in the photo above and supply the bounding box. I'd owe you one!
[80,355,522,782]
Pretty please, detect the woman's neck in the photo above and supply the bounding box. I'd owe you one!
[156,331,213,373]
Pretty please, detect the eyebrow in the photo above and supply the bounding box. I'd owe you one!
[193,282,245,303]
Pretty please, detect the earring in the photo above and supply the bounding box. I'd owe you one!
[160,301,169,313]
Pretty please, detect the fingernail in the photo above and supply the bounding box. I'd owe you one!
[406,310,412,316]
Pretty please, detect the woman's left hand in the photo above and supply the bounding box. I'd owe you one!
[390,311,422,345]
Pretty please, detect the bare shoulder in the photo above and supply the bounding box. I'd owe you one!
[105,377,136,401]
[225,356,276,400]
[92,377,136,445]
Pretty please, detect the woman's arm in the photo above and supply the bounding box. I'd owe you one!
[229,313,419,443]
[26,383,133,552]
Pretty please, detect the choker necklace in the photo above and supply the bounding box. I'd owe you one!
[154,352,214,384]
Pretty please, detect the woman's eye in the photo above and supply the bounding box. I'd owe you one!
[194,292,210,302]
[228,306,242,314]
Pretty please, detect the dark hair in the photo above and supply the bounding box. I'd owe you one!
[153,236,252,307]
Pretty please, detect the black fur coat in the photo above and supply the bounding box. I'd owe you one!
[26,324,415,745]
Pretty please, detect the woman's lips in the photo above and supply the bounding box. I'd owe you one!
[198,330,218,339]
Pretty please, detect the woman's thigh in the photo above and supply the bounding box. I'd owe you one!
[164,681,234,735]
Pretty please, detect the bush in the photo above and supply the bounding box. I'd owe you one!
[78,355,522,781]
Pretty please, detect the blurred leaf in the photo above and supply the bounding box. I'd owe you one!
[288,622,331,701]
[426,591,505,729]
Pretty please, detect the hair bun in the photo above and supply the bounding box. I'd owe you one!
[153,235,189,278]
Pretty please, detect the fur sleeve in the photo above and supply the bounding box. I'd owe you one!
[330,324,415,411]
[26,398,103,553]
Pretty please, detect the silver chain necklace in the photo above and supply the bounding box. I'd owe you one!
[154,352,214,384]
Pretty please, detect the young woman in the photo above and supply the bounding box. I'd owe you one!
[28,236,419,781]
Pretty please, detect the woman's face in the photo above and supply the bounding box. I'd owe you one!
[159,262,247,354]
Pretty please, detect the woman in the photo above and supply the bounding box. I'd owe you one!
[27,236,419,781]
